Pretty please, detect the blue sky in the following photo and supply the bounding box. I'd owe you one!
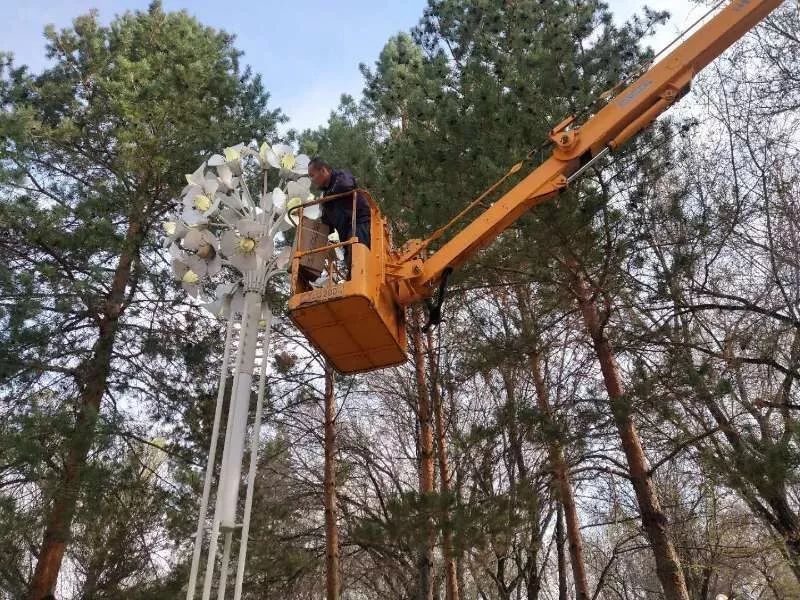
[3,0,695,134]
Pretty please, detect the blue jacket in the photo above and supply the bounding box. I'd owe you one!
[320,169,370,241]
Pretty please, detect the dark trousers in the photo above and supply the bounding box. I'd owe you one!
[342,221,371,274]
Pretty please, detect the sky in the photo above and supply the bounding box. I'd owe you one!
[3,0,700,134]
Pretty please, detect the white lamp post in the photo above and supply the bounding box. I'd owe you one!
[164,143,318,600]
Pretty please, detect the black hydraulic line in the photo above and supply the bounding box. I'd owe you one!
[422,267,454,333]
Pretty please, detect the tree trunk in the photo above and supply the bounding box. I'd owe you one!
[27,217,142,600]
[454,442,467,599]
[412,311,435,600]
[569,265,690,600]
[556,504,568,600]
[495,365,545,600]
[516,285,591,600]
[529,351,591,600]
[324,362,340,600]
[426,330,460,600]
[526,520,543,600]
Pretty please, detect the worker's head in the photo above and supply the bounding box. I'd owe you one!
[308,157,332,189]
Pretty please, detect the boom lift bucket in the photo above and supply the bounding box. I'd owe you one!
[288,190,407,373]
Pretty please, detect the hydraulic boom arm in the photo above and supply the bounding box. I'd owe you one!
[394,0,782,305]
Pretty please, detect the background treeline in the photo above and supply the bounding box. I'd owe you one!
[2,1,799,598]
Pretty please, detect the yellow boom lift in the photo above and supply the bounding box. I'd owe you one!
[288,0,783,374]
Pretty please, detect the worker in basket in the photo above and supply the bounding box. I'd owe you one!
[307,157,371,278]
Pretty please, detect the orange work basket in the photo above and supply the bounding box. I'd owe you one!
[288,190,407,374]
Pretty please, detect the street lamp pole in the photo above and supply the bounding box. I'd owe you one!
[169,143,313,600]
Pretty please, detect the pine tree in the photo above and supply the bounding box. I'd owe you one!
[0,3,283,596]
